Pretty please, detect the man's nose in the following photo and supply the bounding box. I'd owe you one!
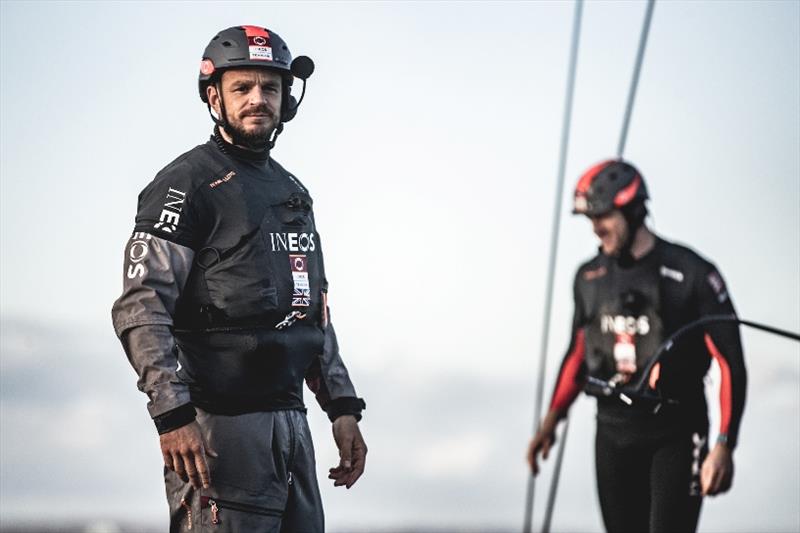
[248,87,268,105]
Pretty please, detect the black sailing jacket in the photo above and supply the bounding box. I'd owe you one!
[112,132,364,433]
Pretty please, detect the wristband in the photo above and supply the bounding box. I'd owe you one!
[153,404,197,434]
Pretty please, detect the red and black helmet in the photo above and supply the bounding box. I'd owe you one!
[573,159,649,216]
[198,25,294,103]
[197,25,314,124]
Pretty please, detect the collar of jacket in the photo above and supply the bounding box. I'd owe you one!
[212,126,271,163]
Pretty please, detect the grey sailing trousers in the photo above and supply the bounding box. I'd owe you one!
[165,408,324,532]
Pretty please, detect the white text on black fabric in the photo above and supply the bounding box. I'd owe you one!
[270,232,316,253]
[154,188,186,234]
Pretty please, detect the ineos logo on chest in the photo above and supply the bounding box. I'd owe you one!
[601,314,650,336]
[270,232,316,252]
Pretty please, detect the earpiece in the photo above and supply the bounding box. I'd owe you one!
[280,57,313,123]
[282,95,299,122]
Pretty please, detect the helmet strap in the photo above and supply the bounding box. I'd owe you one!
[206,81,228,129]
[617,201,648,267]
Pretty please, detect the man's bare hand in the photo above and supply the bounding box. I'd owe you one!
[160,421,218,489]
[527,410,561,475]
[701,442,733,496]
[328,415,367,489]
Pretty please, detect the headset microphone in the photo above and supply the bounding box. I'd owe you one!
[283,56,315,122]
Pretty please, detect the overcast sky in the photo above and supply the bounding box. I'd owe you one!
[1,1,799,532]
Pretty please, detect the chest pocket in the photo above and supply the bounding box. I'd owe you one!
[196,192,323,322]
[197,226,278,320]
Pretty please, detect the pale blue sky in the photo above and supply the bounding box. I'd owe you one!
[1,1,798,531]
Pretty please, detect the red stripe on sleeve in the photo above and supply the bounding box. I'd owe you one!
[705,333,732,436]
[550,329,586,412]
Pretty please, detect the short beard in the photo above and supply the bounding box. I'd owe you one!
[224,120,275,151]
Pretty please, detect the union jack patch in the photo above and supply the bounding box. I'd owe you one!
[292,288,311,307]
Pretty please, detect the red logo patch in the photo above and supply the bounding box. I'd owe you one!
[200,59,215,76]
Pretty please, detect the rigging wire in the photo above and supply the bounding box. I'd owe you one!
[532,1,657,531]
[542,416,570,533]
[523,1,583,532]
[617,0,657,158]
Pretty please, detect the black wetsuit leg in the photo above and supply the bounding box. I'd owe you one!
[596,415,707,533]
[649,430,706,533]
[595,422,651,533]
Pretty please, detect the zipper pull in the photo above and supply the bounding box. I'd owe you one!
[208,500,219,525]
[209,499,220,525]
[180,498,193,530]
[288,471,294,486]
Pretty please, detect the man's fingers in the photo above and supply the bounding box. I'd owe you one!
[201,434,219,459]
[339,436,354,470]
[182,452,201,489]
[163,450,175,471]
[343,447,366,488]
[345,458,366,488]
[701,463,720,496]
[172,451,187,481]
[329,465,348,480]
[528,439,541,475]
[194,449,211,489]
[542,438,551,460]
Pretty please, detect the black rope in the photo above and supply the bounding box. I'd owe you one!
[631,315,800,395]
[617,0,656,157]
[523,1,583,532]
[581,315,800,408]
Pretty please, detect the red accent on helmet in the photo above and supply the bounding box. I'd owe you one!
[613,174,642,207]
[576,160,614,194]
[242,25,269,38]
[199,59,215,76]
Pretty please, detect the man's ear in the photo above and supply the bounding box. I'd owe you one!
[206,84,220,115]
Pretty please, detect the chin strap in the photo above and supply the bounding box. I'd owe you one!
[616,201,648,267]
[206,82,228,129]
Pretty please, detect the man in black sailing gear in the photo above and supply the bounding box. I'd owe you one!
[527,160,747,533]
[112,25,367,532]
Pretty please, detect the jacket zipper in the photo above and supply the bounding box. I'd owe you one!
[200,496,283,522]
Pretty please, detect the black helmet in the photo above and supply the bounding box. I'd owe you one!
[573,159,649,216]
[198,25,314,123]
